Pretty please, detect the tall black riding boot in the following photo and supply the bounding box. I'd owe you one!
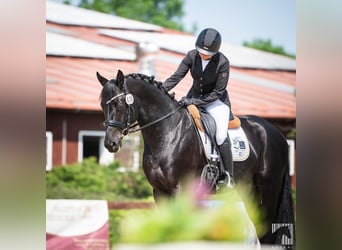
[218,137,234,187]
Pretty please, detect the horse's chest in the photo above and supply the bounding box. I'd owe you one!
[144,154,160,169]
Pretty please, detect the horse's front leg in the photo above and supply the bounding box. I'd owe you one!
[143,153,179,201]
[152,188,172,204]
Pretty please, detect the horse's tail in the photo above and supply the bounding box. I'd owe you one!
[274,167,296,247]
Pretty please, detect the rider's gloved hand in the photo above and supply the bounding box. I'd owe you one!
[178,97,193,106]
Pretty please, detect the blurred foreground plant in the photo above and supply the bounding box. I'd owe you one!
[119,182,265,244]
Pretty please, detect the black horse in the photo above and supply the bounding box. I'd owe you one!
[97,70,295,246]
[278,225,292,242]
[273,224,294,247]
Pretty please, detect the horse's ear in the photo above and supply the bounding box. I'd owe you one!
[96,72,108,86]
[116,70,125,90]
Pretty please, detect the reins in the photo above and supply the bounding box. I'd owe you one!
[125,105,183,135]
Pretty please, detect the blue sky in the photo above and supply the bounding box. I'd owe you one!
[183,0,296,55]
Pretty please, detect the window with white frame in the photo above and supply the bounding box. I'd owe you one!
[114,135,141,171]
[78,130,114,165]
[46,131,53,171]
[287,139,295,176]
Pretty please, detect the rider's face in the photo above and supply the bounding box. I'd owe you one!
[198,52,212,61]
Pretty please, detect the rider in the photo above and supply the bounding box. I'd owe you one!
[163,28,234,186]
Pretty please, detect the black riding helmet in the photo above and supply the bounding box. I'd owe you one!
[195,28,222,56]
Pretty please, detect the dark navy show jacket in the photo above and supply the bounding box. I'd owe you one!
[163,49,232,110]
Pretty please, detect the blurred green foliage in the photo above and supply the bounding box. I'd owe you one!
[77,0,186,31]
[46,157,153,200]
[119,185,265,244]
[243,38,295,58]
[109,210,127,245]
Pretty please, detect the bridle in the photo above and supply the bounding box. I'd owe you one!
[103,82,183,137]
[103,82,136,136]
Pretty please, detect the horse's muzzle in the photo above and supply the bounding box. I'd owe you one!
[104,137,122,153]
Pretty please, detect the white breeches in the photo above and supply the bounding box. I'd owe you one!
[204,99,230,145]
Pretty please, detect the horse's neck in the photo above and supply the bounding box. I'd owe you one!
[128,80,177,124]
[128,80,185,145]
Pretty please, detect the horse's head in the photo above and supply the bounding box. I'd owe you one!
[97,70,136,152]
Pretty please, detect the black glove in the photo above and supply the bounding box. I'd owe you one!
[178,97,193,106]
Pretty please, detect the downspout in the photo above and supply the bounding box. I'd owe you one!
[62,117,67,165]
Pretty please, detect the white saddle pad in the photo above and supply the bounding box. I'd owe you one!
[198,127,250,162]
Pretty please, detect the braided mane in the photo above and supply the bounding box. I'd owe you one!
[126,73,176,101]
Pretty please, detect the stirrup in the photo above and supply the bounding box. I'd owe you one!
[221,171,235,189]
[227,176,235,188]
[200,163,219,190]
[215,171,235,190]
[226,173,235,188]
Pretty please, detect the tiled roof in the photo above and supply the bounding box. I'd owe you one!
[47,0,295,70]
[46,1,296,119]
[46,31,136,60]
